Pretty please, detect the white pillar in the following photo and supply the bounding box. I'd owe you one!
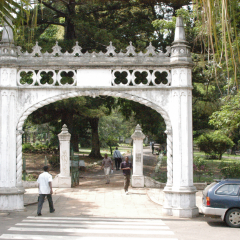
[163,17,198,218]
[57,124,71,188]
[131,124,145,188]
[0,68,25,211]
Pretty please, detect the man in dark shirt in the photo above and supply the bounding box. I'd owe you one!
[120,156,132,195]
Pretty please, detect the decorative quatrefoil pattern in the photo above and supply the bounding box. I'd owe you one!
[17,70,77,86]
[112,70,171,86]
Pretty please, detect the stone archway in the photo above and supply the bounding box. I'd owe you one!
[0,17,198,217]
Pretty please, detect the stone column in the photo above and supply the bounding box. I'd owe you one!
[131,124,145,188]
[58,124,71,188]
[163,17,198,218]
[0,20,25,211]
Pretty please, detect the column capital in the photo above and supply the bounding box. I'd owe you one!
[58,124,71,141]
[131,124,145,140]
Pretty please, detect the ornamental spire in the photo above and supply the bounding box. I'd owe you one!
[174,17,186,43]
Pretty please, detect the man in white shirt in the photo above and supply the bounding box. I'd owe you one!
[101,153,113,184]
[37,166,55,216]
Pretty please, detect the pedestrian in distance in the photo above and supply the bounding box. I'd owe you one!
[152,142,155,154]
[113,147,123,170]
[37,165,55,216]
[120,156,132,195]
[101,153,113,184]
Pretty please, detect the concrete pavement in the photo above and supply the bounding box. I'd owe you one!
[0,170,239,240]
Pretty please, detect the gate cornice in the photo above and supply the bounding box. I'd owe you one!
[0,86,193,90]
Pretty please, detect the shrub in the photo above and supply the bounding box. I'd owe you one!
[195,131,234,159]
[22,143,34,153]
[193,157,212,181]
[219,162,240,178]
[48,155,60,168]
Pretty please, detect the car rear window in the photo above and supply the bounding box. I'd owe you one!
[215,184,240,196]
[203,182,217,196]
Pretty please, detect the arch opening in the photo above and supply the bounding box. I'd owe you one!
[16,90,173,188]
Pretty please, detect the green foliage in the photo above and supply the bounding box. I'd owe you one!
[194,0,240,88]
[48,155,60,169]
[22,143,34,153]
[219,162,240,179]
[22,173,37,181]
[209,93,240,135]
[196,131,234,159]
[118,99,166,144]
[193,156,212,181]
[154,172,167,183]
[22,142,58,154]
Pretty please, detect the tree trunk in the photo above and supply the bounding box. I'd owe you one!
[110,145,112,155]
[71,133,79,152]
[88,118,102,158]
[65,20,76,40]
[65,0,76,40]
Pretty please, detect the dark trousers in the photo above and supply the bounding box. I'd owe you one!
[124,174,131,192]
[115,158,122,170]
[37,194,54,214]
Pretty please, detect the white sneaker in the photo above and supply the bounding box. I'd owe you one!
[125,191,128,195]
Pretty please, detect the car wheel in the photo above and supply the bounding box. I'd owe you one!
[225,208,240,228]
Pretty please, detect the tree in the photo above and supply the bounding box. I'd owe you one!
[194,0,240,90]
[99,110,137,154]
[118,99,166,144]
[209,93,240,135]
[28,96,116,158]
[0,1,30,24]
[196,131,234,160]
[209,92,240,153]
[18,1,195,158]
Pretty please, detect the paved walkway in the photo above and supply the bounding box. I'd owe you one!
[23,169,203,218]
[24,171,163,218]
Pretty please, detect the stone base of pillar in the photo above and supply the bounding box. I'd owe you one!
[131,175,144,188]
[162,186,173,216]
[0,187,25,211]
[163,186,199,218]
[53,175,71,188]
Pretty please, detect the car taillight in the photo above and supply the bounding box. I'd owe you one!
[206,197,210,206]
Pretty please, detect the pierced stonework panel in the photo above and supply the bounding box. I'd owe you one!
[132,70,151,86]
[17,70,37,86]
[17,70,77,86]
[111,69,171,87]
[152,70,171,86]
[57,70,77,86]
[112,70,131,86]
[37,70,57,86]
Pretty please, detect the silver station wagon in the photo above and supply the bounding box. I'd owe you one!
[201,179,240,227]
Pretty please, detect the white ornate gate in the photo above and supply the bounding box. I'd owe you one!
[0,17,198,217]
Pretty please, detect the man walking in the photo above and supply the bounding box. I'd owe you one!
[113,147,122,170]
[120,156,132,194]
[101,153,113,184]
[37,166,55,216]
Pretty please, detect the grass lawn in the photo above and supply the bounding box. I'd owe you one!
[154,151,240,183]
[78,146,133,158]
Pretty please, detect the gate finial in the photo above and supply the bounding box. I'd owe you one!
[174,17,186,43]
